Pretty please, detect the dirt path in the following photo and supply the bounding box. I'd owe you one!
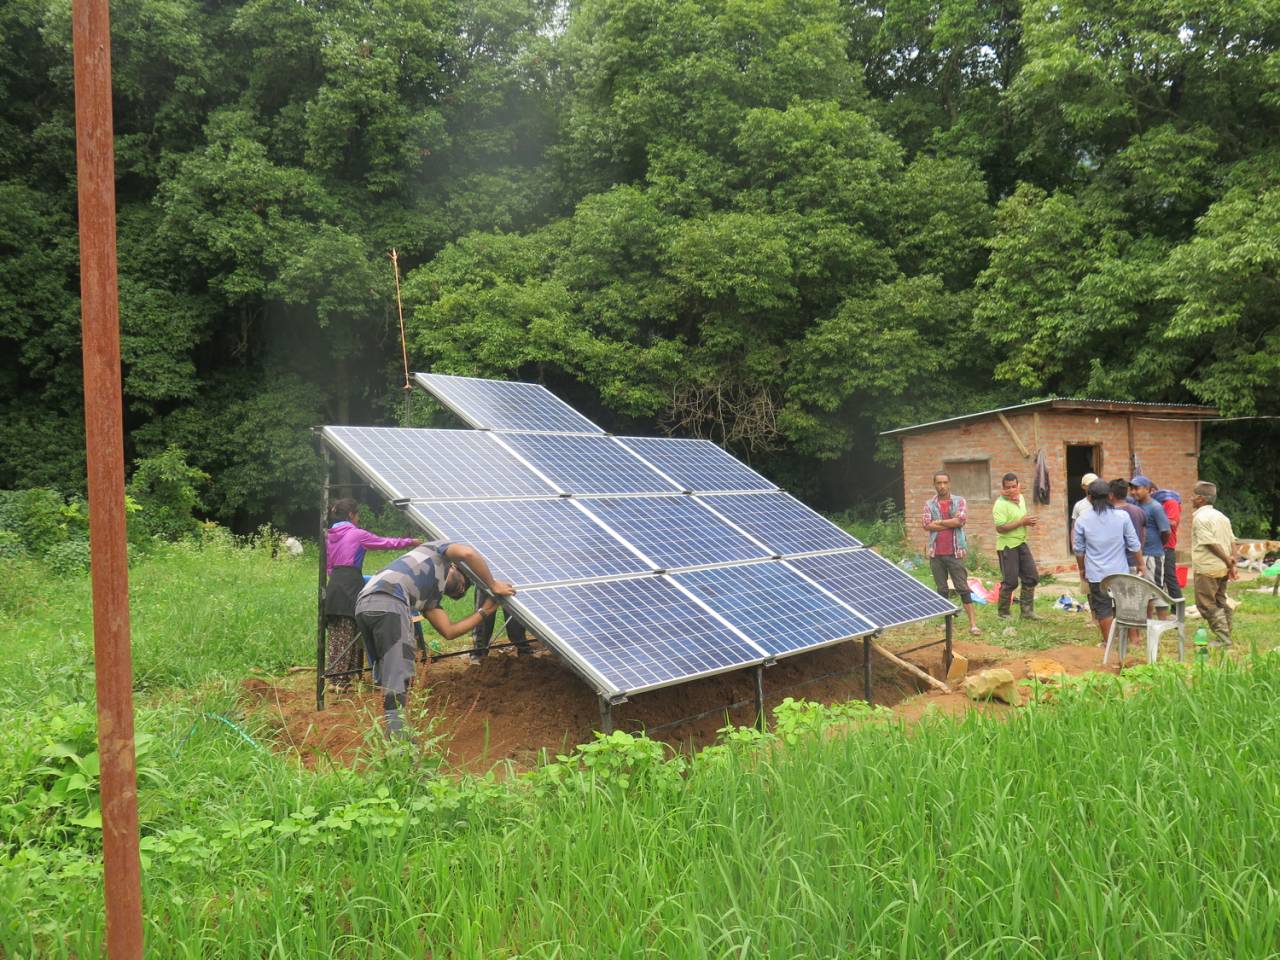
[243,623,1130,774]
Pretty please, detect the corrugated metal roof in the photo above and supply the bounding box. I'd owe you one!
[881,397,1219,437]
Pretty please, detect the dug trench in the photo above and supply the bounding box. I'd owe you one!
[241,625,1125,774]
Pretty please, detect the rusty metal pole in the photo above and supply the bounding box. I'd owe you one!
[71,0,144,957]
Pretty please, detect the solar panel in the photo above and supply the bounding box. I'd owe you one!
[673,562,874,656]
[321,427,556,501]
[578,496,771,570]
[497,433,680,495]
[404,499,651,587]
[698,491,863,555]
[788,549,957,629]
[415,372,605,435]
[617,437,776,492]
[510,576,765,695]
[323,375,957,700]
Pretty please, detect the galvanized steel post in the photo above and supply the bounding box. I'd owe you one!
[71,0,144,954]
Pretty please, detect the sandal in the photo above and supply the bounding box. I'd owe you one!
[969,625,982,636]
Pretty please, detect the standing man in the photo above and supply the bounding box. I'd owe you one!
[1151,484,1184,602]
[1073,479,1141,649]
[355,541,516,737]
[1109,479,1146,573]
[1069,472,1101,544]
[1130,475,1172,619]
[921,471,981,636]
[1190,481,1237,646]
[992,472,1040,620]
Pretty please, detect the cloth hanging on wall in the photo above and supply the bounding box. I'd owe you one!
[1033,448,1051,505]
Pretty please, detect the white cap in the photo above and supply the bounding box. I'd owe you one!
[1081,472,1099,488]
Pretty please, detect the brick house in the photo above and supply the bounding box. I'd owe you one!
[883,399,1218,570]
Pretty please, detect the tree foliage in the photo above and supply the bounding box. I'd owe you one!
[2,0,1279,530]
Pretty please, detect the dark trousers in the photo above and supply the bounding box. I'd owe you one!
[1163,547,1182,599]
[998,543,1039,595]
[473,592,532,656]
[929,555,972,604]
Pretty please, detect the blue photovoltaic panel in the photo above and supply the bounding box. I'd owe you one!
[511,576,763,695]
[415,372,605,435]
[578,496,771,570]
[617,437,776,492]
[405,499,651,587]
[674,562,874,657]
[698,492,863,555]
[322,427,556,501]
[789,549,956,629]
[498,434,680,495]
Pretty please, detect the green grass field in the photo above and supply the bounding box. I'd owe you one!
[1,537,1278,958]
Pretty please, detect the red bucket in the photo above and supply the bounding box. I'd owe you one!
[1176,564,1189,588]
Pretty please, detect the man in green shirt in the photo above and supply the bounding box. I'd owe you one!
[992,472,1041,620]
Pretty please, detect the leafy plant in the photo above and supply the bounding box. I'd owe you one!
[42,540,91,577]
[126,445,208,541]
[530,730,687,794]
[771,696,889,744]
[1,702,164,848]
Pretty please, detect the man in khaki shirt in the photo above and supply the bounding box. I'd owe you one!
[1190,481,1237,645]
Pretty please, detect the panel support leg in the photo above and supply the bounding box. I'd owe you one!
[863,635,873,705]
[598,696,613,735]
[316,444,330,712]
[945,614,954,675]
[753,665,766,732]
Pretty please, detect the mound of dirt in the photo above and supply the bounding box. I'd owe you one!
[243,632,1119,773]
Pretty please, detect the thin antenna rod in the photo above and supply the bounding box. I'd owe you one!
[390,248,412,424]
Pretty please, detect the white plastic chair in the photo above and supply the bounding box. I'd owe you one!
[1100,573,1186,668]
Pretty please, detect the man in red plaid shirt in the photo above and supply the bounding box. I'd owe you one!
[921,471,982,636]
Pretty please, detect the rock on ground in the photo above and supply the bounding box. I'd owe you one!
[961,668,1020,705]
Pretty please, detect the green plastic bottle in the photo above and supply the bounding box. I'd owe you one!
[1194,626,1210,663]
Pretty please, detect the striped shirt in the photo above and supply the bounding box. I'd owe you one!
[357,540,453,610]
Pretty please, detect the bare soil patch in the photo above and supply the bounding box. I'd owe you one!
[242,625,1128,773]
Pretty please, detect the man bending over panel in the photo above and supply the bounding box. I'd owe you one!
[355,541,515,737]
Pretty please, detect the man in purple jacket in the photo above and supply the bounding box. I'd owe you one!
[324,498,420,690]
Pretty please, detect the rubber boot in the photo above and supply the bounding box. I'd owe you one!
[997,587,1013,619]
[1019,587,1041,621]
[1207,608,1232,646]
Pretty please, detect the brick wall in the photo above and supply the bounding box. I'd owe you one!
[900,411,1201,570]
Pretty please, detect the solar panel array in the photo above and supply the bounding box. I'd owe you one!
[322,373,955,698]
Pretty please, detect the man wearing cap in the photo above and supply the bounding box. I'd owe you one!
[1074,479,1141,648]
[1131,475,1172,619]
[1070,472,1100,546]
[1109,479,1146,572]
[355,541,515,737]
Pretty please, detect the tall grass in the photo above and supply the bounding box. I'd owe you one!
[0,533,484,709]
[0,535,314,708]
[4,657,1279,958]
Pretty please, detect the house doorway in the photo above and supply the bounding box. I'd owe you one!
[1065,444,1102,549]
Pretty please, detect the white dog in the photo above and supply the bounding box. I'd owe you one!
[1236,539,1280,573]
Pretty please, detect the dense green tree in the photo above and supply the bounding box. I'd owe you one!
[2,0,1279,530]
